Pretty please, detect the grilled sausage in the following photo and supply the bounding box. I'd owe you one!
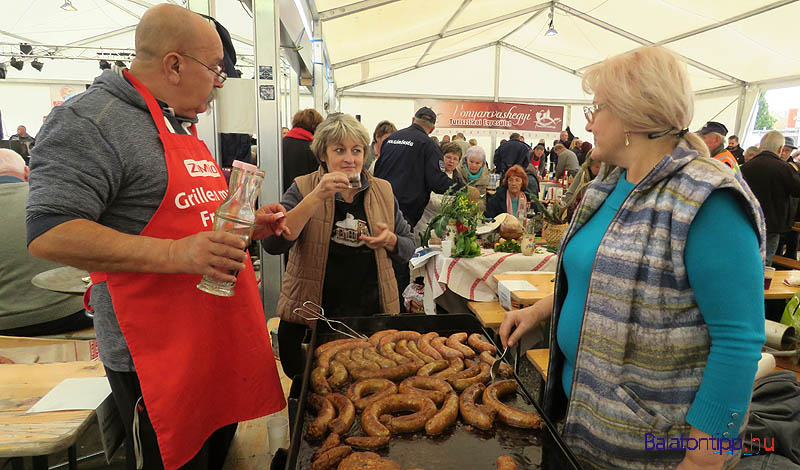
[364,347,397,368]
[306,393,336,440]
[431,336,464,359]
[350,361,418,382]
[311,366,332,394]
[346,378,398,410]
[317,341,372,372]
[338,452,403,470]
[368,329,398,346]
[478,351,514,378]
[343,436,390,450]
[350,347,380,370]
[425,392,459,435]
[311,433,341,461]
[315,338,363,357]
[449,362,491,391]
[459,383,495,431]
[446,332,476,359]
[432,357,465,380]
[327,360,349,389]
[378,342,410,364]
[362,393,437,436]
[378,330,422,346]
[310,445,351,470]
[468,333,497,355]
[407,340,436,363]
[327,393,356,435]
[419,332,444,360]
[483,380,543,429]
[398,376,453,405]
[417,360,449,377]
[395,339,425,366]
[496,455,518,470]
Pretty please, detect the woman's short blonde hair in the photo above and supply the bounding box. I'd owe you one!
[582,46,708,157]
[310,113,371,169]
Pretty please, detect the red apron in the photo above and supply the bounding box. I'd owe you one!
[89,70,285,469]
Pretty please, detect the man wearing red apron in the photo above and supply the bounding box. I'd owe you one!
[26,5,286,469]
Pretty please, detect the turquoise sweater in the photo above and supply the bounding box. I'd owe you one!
[558,173,764,438]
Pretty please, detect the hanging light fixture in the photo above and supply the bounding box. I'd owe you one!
[0,65,6,80]
[99,60,111,70]
[20,43,33,55]
[9,58,24,71]
[60,0,78,11]
[545,3,558,36]
[31,59,43,71]
[114,60,126,68]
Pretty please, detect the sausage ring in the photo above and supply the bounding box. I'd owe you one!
[395,339,425,366]
[311,366,332,394]
[327,360,349,389]
[306,393,337,440]
[350,347,380,370]
[419,332,444,360]
[327,393,356,435]
[425,392,459,435]
[432,357,465,380]
[350,361,418,382]
[346,378,398,410]
[449,362,491,391]
[378,330,422,347]
[315,338,364,357]
[317,341,372,372]
[368,329,398,346]
[417,360,449,377]
[364,347,397,369]
[398,376,453,405]
[431,336,464,359]
[468,333,497,355]
[478,351,514,378]
[459,383,495,431]
[343,436,391,450]
[446,332,476,359]
[378,342,410,364]
[483,380,543,429]
[406,340,436,363]
[362,393,437,437]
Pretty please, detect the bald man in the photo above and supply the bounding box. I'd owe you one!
[26,5,286,469]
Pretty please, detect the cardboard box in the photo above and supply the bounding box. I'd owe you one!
[497,279,538,311]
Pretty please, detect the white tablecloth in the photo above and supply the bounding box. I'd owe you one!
[411,248,558,314]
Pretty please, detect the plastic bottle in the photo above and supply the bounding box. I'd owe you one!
[197,160,264,297]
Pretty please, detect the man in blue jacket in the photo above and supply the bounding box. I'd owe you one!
[493,133,531,178]
[374,107,460,227]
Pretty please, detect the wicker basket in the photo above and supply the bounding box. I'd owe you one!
[542,221,569,247]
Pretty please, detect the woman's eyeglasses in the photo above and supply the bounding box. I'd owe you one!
[583,103,605,123]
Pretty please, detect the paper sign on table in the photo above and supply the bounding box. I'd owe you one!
[498,280,538,311]
[27,377,112,413]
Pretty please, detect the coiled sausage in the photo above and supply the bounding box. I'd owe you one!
[459,383,494,431]
[346,378,397,410]
[425,392,459,435]
[327,393,356,435]
[407,340,436,363]
[350,361,418,382]
[417,360,449,377]
[432,357,465,380]
[446,332,476,359]
[398,376,453,405]
[483,380,543,429]
[362,393,437,436]
[468,333,497,355]
[431,336,464,359]
[306,393,336,440]
[419,332,444,360]
[449,362,491,391]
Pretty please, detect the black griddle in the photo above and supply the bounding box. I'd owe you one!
[274,314,581,470]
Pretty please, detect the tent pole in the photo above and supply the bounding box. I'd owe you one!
[188,0,219,167]
[253,0,284,315]
[491,43,501,166]
[312,20,325,113]
[734,85,747,137]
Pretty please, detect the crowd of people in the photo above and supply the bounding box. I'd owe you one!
[3,4,800,470]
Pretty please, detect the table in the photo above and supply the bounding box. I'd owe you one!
[467,301,506,330]
[765,270,800,300]
[0,361,106,470]
[412,248,558,314]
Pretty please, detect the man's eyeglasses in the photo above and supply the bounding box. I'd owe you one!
[583,103,605,123]
[179,53,227,83]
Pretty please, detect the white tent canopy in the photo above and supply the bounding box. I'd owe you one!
[2,0,799,138]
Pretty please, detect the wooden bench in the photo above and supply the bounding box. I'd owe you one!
[772,256,800,270]
[526,348,550,381]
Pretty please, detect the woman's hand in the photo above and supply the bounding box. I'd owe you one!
[498,294,554,348]
[360,222,398,252]
[311,172,350,202]
[252,203,291,240]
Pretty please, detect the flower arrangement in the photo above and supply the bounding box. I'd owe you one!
[421,186,483,258]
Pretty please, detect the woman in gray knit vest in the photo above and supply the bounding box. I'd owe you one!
[501,46,766,470]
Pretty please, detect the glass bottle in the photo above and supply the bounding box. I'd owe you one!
[197,160,264,297]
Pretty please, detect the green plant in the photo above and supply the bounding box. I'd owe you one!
[494,238,521,253]
[421,186,483,258]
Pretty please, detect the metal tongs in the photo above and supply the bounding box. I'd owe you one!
[292,301,368,340]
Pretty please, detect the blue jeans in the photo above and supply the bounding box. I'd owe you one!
[766,233,781,266]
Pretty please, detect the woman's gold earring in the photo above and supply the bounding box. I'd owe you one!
[624,132,630,147]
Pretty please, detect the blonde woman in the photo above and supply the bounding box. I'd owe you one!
[500,47,765,470]
[263,113,414,377]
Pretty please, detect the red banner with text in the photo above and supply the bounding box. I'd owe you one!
[414,100,564,132]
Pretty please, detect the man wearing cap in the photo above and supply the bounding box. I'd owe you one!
[374,107,461,228]
[780,136,797,161]
[727,135,745,165]
[698,121,738,171]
